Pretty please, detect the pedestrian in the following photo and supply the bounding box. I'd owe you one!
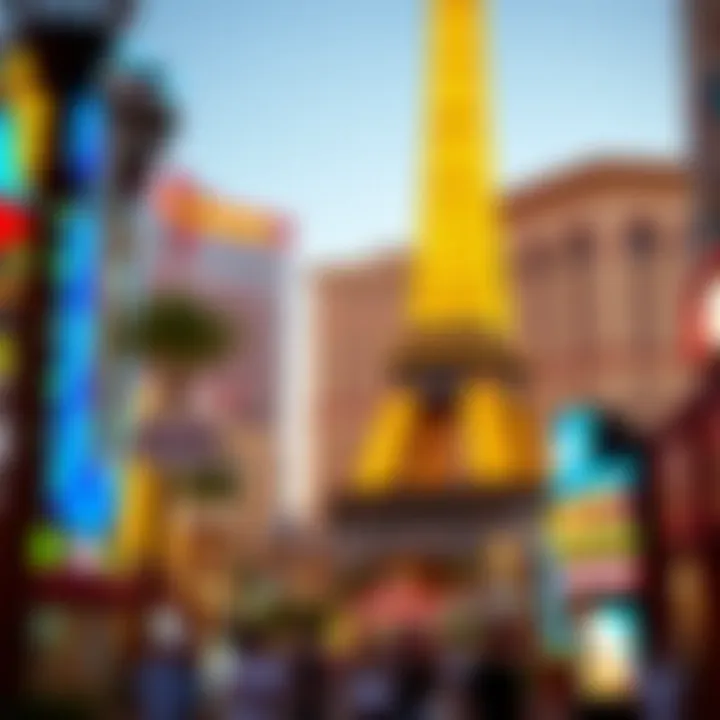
[346,636,395,720]
[232,625,290,720]
[464,623,526,720]
[289,624,329,720]
[198,629,241,719]
[393,629,437,720]
[134,603,200,720]
[641,643,685,720]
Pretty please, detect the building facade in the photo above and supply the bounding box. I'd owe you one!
[150,175,291,564]
[312,158,695,520]
[685,0,720,254]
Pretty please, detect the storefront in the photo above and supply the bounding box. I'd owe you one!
[647,366,720,715]
[546,406,647,712]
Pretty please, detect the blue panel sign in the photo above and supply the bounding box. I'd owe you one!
[44,201,116,547]
[0,109,24,199]
[38,86,119,565]
[550,406,601,498]
[64,91,107,191]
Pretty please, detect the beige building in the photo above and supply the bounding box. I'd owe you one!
[311,157,697,520]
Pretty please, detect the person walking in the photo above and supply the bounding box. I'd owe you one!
[289,626,330,720]
[464,624,526,720]
[231,627,290,720]
[198,630,241,719]
[345,637,395,720]
[393,630,437,720]
[134,604,200,720]
[641,645,685,720]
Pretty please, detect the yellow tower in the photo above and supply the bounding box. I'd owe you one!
[353,0,542,494]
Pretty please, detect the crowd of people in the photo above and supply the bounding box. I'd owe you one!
[125,603,688,720]
[126,605,547,720]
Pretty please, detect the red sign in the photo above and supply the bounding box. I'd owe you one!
[564,558,640,597]
[0,199,31,251]
[681,249,720,365]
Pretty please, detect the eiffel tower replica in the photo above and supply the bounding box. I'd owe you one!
[331,0,544,608]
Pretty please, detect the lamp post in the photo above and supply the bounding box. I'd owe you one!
[0,0,144,696]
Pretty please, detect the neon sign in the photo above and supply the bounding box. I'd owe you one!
[39,83,118,568]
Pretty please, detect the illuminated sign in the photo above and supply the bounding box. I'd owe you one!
[0,61,34,518]
[550,407,601,498]
[64,92,107,191]
[43,201,116,567]
[564,559,640,596]
[577,602,642,701]
[0,110,23,198]
[153,176,290,248]
[1,45,54,197]
[34,86,117,571]
[547,408,643,600]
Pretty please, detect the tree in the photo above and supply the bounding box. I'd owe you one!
[119,290,237,410]
[117,289,241,626]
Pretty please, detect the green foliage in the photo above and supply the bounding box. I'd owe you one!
[27,525,68,570]
[119,291,237,370]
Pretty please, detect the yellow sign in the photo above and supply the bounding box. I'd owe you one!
[1,43,54,189]
[153,178,289,247]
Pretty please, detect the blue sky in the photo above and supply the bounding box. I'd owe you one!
[130,0,682,262]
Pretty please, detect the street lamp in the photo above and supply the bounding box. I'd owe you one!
[0,0,144,697]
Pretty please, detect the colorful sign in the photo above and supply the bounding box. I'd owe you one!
[0,47,40,522]
[549,457,642,566]
[548,408,643,597]
[26,84,119,572]
[43,201,116,566]
[545,406,645,702]
[577,602,642,702]
[152,176,291,248]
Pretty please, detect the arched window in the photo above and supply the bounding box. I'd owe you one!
[565,227,596,357]
[626,219,659,350]
[515,244,554,355]
[628,220,657,259]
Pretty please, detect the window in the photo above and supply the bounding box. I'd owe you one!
[565,227,596,357]
[626,219,659,350]
[516,244,554,354]
[628,221,657,259]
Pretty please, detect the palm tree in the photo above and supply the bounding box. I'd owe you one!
[117,290,241,627]
[120,290,236,414]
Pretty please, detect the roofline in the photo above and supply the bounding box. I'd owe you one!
[152,172,295,251]
[313,154,687,281]
[504,154,687,221]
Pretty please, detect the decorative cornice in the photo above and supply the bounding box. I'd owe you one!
[314,157,687,283]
